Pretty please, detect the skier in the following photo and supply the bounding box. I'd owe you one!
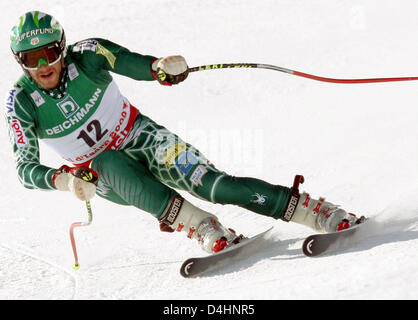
[6,11,362,254]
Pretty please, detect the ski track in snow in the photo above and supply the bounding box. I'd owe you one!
[1,0,418,299]
[0,244,77,299]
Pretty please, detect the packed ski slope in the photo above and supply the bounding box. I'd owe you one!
[1,0,418,300]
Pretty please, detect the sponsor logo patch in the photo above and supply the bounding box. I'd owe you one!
[72,39,98,53]
[10,119,27,147]
[251,193,267,205]
[283,194,299,222]
[56,95,81,118]
[190,165,208,186]
[96,43,116,69]
[160,196,184,226]
[163,143,187,168]
[67,63,79,81]
[30,90,45,107]
[176,150,198,175]
[6,89,17,115]
[30,37,39,45]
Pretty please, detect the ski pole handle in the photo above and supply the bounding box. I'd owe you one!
[189,63,418,84]
[69,200,93,270]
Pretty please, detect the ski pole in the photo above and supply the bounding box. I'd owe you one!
[69,200,93,270]
[187,63,418,84]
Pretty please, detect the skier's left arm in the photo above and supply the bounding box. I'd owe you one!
[70,38,189,85]
[94,38,157,81]
[101,38,189,86]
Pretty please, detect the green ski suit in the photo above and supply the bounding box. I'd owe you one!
[5,38,291,221]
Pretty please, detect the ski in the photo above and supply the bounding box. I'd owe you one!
[302,217,367,257]
[180,227,273,278]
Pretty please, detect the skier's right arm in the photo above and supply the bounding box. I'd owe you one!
[5,87,56,190]
[5,86,99,200]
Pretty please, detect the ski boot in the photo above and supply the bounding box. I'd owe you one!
[195,217,244,253]
[283,175,365,233]
[159,195,244,253]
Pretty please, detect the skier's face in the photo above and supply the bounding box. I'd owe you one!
[28,59,62,90]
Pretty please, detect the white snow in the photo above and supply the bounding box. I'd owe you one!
[1,0,418,300]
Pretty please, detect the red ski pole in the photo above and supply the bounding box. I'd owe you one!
[69,200,93,270]
[187,63,418,84]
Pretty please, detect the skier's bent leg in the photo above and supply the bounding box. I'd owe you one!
[116,115,360,236]
[91,150,177,218]
[91,150,238,253]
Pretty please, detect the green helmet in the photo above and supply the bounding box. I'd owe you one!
[10,11,66,66]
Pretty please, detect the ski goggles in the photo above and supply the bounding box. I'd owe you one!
[19,44,62,70]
